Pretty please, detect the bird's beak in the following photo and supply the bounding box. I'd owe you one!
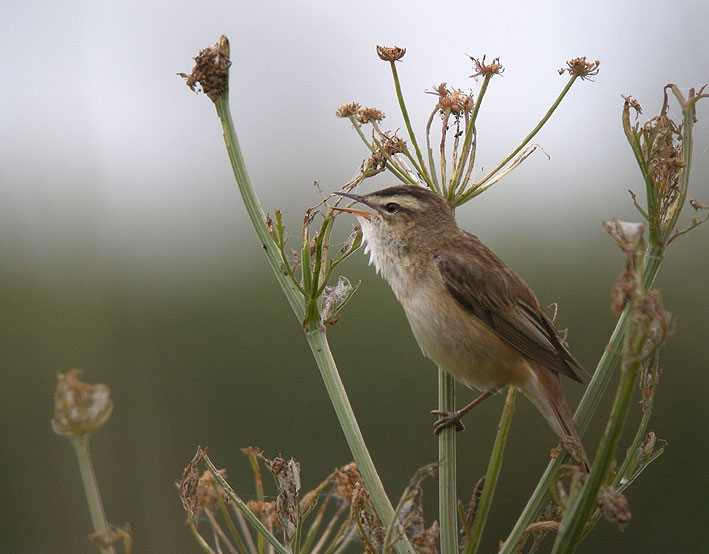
[331,191,378,220]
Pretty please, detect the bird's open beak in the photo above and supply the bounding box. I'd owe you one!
[331,191,378,220]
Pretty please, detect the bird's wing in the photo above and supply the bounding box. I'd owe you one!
[435,242,585,382]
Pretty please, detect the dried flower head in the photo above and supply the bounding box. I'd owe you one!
[178,447,207,517]
[380,131,407,155]
[195,469,229,514]
[334,462,363,503]
[335,102,361,118]
[469,55,504,78]
[355,107,385,124]
[559,57,600,80]
[376,45,406,62]
[178,36,231,102]
[427,83,474,116]
[52,370,113,437]
[597,484,631,530]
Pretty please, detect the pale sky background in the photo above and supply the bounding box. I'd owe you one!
[2,0,707,288]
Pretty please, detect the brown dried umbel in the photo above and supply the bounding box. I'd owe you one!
[469,55,504,78]
[559,57,601,80]
[335,102,361,118]
[179,35,231,102]
[52,370,113,437]
[376,45,406,62]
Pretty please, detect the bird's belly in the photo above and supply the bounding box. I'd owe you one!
[402,294,531,391]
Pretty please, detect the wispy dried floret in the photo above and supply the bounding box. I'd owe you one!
[469,55,504,78]
[597,484,631,530]
[426,83,474,116]
[380,131,407,154]
[178,36,231,102]
[376,45,406,62]
[336,102,361,118]
[52,370,113,437]
[355,107,386,124]
[559,57,600,80]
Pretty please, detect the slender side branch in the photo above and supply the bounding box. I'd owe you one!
[388,61,432,184]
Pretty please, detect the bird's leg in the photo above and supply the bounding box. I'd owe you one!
[431,386,502,434]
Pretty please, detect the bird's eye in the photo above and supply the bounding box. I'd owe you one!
[384,202,400,214]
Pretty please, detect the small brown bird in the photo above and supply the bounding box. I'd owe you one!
[335,184,590,470]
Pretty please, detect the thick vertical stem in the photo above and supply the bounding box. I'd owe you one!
[438,369,458,554]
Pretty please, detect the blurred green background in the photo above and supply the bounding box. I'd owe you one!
[2,1,708,553]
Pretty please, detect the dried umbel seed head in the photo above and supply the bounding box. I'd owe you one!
[469,55,504,78]
[376,45,406,62]
[335,102,361,118]
[178,35,231,102]
[334,462,363,502]
[597,484,631,530]
[355,107,385,124]
[559,57,601,80]
[52,370,113,437]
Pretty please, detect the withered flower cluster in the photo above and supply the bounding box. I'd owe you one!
[559,56,601,80]
[376,45,406,62]
[52,369,113,437]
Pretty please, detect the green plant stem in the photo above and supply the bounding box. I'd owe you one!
[71,435,116,554]
[388,61,432,185]
[456,75,578,206]
[499,245,663,553]
[552,327,646,553]
[215,94,305,319]
[213,92,414,554]
[438,369,458,554]
[465,387,517,554]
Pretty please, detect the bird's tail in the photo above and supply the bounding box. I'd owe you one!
[521,363,591,472]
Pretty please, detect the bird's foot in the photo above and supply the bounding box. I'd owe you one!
[430,409,465,434]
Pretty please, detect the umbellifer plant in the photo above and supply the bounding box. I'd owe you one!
[176,36,707,553]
